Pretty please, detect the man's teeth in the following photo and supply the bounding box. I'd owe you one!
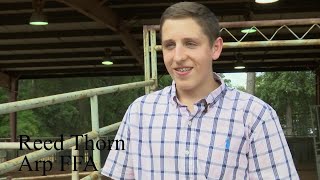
[176,68,192,72]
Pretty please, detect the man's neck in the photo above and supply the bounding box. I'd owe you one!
[176,77,220,112]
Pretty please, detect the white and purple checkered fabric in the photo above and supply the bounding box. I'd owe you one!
[102,74,299,180]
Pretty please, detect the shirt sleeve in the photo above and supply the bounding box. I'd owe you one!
[248,105,299,180]
[101,104,135,180]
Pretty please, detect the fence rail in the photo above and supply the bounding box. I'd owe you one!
[1,18,319,179]
[0,20,159,179]
[0,80,154,115]
[0,122,121,175]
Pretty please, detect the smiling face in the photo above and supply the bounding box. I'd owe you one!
[161,18,223,95]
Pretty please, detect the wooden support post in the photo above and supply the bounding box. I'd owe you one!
[9,76,18,159]
[9,76,18,142]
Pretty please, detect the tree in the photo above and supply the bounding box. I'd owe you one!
[255,71,315,136]
[246,72,256,95]
[0,76,147,137]
[218,73,232,87]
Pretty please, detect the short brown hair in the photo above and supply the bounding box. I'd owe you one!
[160,2,220,45]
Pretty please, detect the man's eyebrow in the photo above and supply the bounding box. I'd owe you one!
[162,37,199,43]
[183,37,199,42]
[162,39,174,44]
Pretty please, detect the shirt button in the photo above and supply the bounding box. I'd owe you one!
[185,150,190,155]
[188,121,192,126]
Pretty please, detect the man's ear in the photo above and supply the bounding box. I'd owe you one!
[211,37,223,61]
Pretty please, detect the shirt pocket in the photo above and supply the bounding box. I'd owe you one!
[197,130,248,179]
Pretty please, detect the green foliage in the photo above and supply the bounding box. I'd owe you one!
[98,76,145,128]
[158,75,172,89]
[17,110,44,137]
[0,88,42,138]
[0,87,8,103]
[0,71,315,138]
[236,86,246,91]
[0,110,45,138]
[0,87,9,137]
[219,73,232,87]
[34,103,80,135]
[256,71,315,136]
[0,114,9,138]
[0,76,147,138]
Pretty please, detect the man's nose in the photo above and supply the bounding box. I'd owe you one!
[173,44,187,63]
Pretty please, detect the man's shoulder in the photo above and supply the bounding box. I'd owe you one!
[225,87,278,125]
[225,86,271,110]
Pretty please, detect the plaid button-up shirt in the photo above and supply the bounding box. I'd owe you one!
[102,75,299,180]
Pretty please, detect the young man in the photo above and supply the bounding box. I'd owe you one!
[102,2,299,179]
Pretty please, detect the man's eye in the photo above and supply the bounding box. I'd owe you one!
[186,41,197,48]
[164,43,175,49]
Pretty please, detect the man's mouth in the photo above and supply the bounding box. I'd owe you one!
[175,67,192,72]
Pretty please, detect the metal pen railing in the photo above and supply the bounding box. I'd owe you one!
[0,25,158,180]
[0,82,156,180]
[1,18,320,179]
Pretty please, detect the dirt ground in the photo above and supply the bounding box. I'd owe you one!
[297,163,317,180]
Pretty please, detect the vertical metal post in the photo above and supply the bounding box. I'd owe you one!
[72,147,80,180]
[90,95,101,180]
[143,25,151,94]
[311,105,320,179]
[150,29,158,92]
[316,71,320,137]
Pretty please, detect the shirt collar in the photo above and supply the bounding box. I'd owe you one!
[169,73,227,106]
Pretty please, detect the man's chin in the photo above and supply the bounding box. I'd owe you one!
[175,82,194,91]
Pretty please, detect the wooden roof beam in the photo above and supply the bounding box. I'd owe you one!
[57,0,144,66]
